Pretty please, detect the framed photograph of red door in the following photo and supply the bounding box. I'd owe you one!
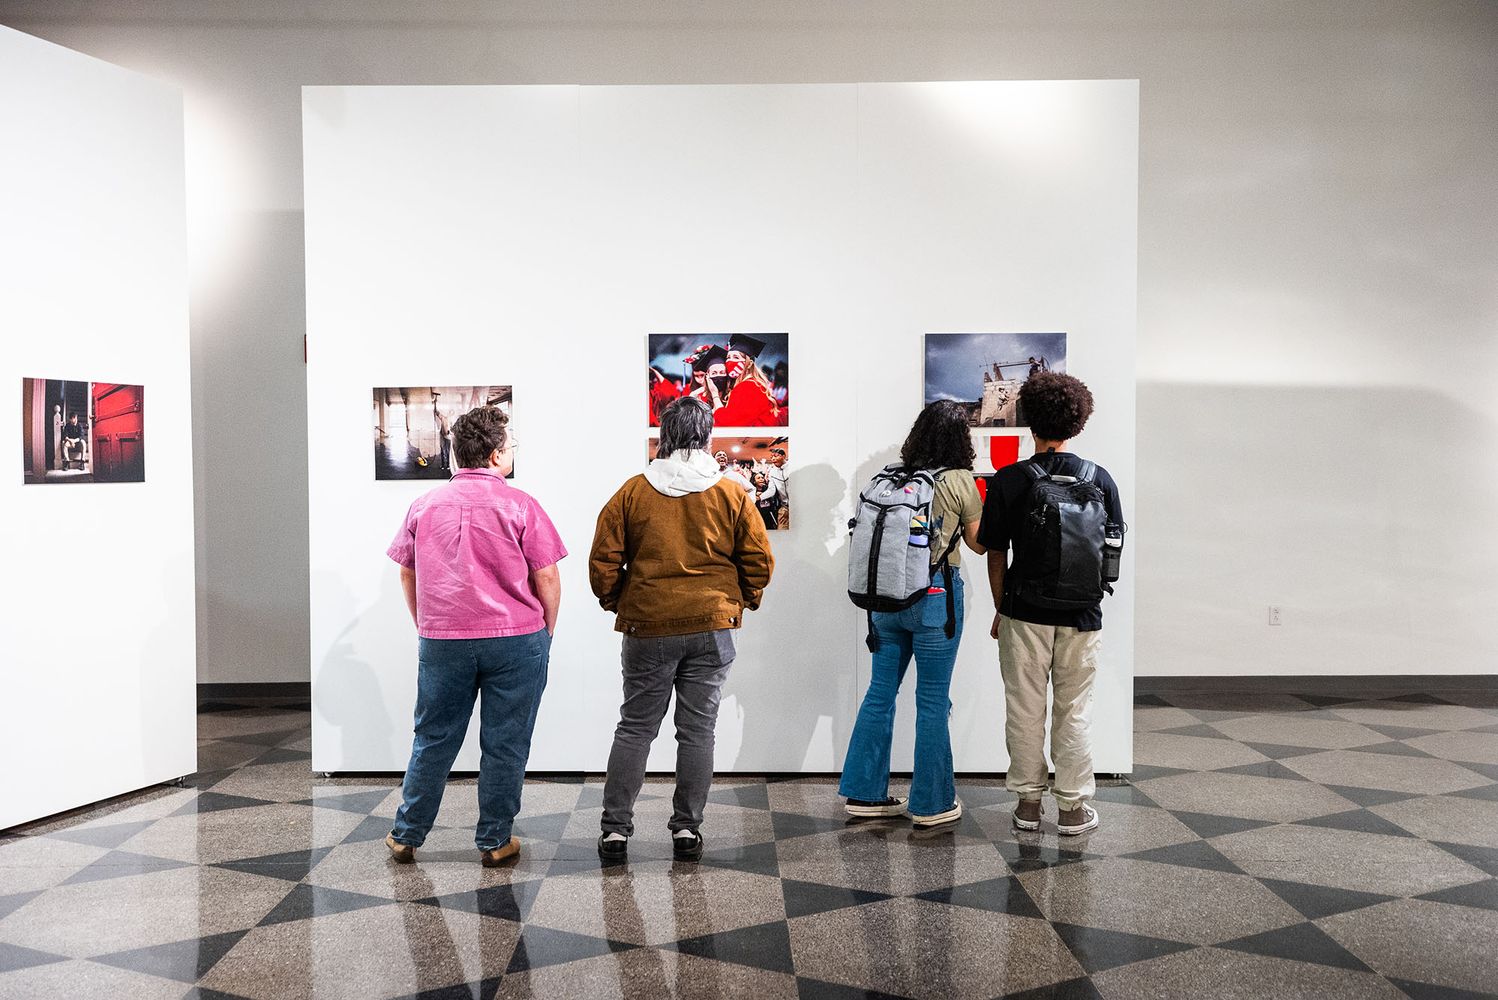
[20,378,146,485]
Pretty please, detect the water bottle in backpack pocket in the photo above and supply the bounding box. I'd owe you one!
[908,512,931,549]
[1103,522,1125,584]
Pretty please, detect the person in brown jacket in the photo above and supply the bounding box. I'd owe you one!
[589,397,774,861]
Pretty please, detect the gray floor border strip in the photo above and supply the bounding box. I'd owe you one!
[1136,673,1497,693]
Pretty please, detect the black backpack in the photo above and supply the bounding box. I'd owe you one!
[1010,458,1111,610]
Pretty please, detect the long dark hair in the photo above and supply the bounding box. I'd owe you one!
[900,400,975,471]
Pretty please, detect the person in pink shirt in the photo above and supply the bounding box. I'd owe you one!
[383,406,566,867]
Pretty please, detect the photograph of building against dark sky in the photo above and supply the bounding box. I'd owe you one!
[924,333,1067,428]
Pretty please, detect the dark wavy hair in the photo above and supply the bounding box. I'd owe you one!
[1019,372,1094,441]
[900,400,975,471]
[451,405,509,468]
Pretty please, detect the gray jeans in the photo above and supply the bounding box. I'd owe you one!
[601,629,735,836]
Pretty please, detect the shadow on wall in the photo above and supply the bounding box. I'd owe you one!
[1136,380,1498,676]
[726,461,856,771]
[312,569,401,770]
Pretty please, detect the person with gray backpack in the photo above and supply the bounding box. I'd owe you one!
[979,371,1125,836]
[840,401,986,828]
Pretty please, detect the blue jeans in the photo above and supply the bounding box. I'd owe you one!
[391,630,551,850]
[839,572,963,816]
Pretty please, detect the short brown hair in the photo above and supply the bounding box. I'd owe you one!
[451,406,509,468]
[1019,372,1094,441]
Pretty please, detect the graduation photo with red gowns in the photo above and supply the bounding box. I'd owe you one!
[646,333,789,428]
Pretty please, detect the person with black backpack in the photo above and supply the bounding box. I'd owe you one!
[979,372,1125,836]
[840,401,986,828]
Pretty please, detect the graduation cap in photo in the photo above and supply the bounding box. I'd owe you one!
[690,345,728,372]
[727,333,767,359]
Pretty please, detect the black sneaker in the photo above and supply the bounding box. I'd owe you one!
[845,796,908,818]
[671,830,704,861]
[597,833,628,860]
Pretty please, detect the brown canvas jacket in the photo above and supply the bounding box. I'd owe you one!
[588,475,774,636]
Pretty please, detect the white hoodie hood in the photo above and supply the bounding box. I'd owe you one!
[644,449,723,497]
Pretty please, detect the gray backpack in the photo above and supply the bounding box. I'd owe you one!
[847,465,962,651]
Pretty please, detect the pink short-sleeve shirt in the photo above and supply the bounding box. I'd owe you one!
[387,469,567,639]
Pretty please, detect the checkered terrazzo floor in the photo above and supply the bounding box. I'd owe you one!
[2,686,1497,999]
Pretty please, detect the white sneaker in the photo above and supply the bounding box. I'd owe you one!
[1057,804,1099,836]
[908,798,963,828]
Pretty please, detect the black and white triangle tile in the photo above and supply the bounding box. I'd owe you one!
[0,687,1494,998]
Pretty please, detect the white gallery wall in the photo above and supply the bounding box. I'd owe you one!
[3,2,1494,683]
[304,81,1137,773]
[0,27,196,829]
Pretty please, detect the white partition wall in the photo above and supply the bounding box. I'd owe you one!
[0,28,196,829]
[304,82,1136,774]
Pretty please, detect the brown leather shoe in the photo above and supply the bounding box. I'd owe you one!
[385,834,415,864]
[480,836,521,867]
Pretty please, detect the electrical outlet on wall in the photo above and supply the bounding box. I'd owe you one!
[1268,606,1283,626]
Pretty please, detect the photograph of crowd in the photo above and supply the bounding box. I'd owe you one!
[924,332,1068,428]
[373,385,512,480]
[21,378,146,484]
[648,333,789,428]
[648,434,790,530]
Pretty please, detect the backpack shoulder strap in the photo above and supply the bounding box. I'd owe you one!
[1022,460,1048,483]
[1077,460,1097,483]
[934,521,963,568]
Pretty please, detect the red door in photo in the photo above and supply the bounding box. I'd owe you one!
[92,383,145,482]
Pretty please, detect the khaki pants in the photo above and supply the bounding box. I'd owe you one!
[998,617,1100,810]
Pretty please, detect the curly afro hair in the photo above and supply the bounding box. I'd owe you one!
[900,400,976,471]
[1019,372,1094,441]
[451,405,509,468]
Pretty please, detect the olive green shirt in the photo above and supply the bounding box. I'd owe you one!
[930,470,983,568]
